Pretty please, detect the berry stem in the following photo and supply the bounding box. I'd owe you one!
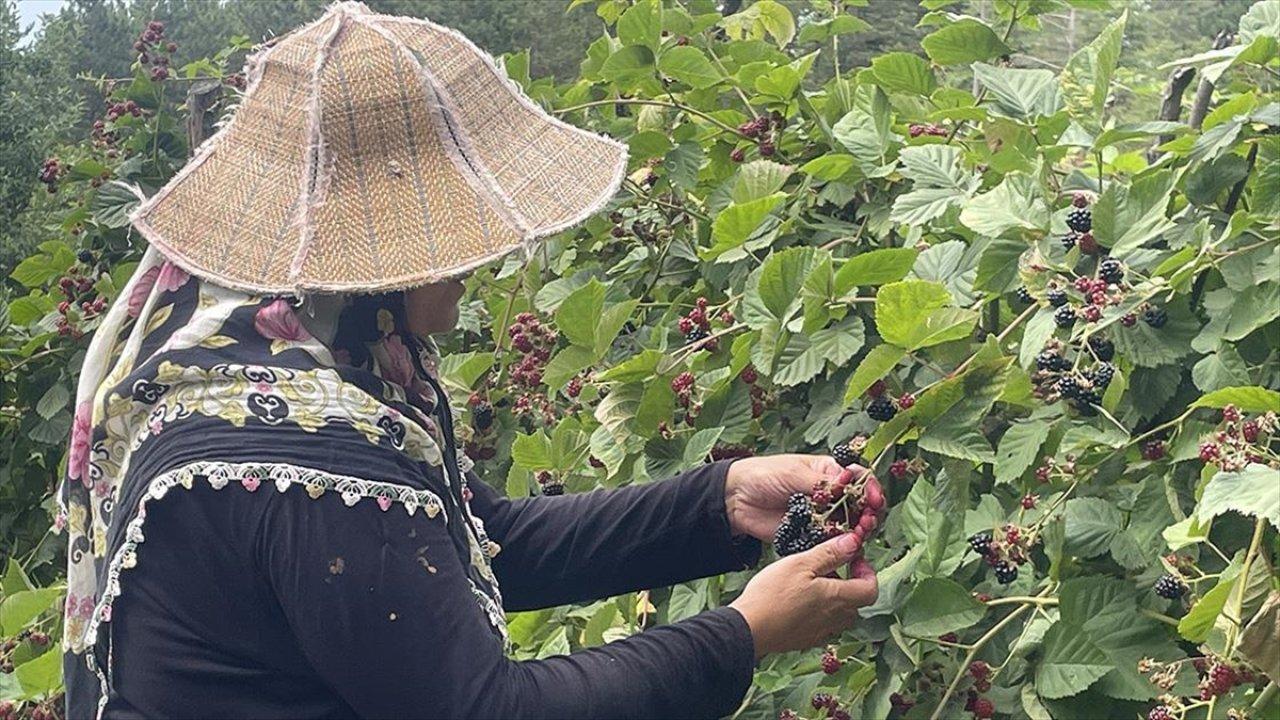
[1223,516,1267,655]
[928,585,1052,720]
[981,595,1059,608]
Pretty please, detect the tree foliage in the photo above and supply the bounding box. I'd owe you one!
[2,1,1279,718]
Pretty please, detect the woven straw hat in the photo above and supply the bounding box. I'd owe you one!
[129,1,627,294]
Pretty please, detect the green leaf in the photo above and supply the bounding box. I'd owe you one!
[1092,171,1176,257]
[1093,121,1189,150]
[0,587,62,637]
[601,45,655,87]
[870,52,937,96]
[994,420,1051,484]
[1064,497,1124,558]
[555,280,606,348]
[704,193,786,260]
[668,581,708,622]
[749,246,824,325]
[842,343,908,404]
[14,649,61,698]
[1191,386,1280,414]
[511,432,554,472]
[973,63,1062,120]
[35,382,69,421]
[1179,575,1237,643]
[975,237,1026,293]
[1035,623,1113,699]
[875,280,978,351]
[960,174,1048,237]
[773,317,865,387]
[1061,11,1126,117]
[899,578,986,636]
[898,145,975,191]
[921,19,1012,66]
[617,0,662,50]
[799,154,855,181]
[833,248,918,293]
[657,46,718,88]
[1198,464,1280,531]
[91,181,141,229]
[731,161,793,204]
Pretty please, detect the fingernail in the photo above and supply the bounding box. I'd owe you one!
[837,532,859,553]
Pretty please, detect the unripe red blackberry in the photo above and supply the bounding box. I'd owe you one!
[611,225,626,238]
[1120,313,1137,327]
[890,460,908,479]
[1021,493,1037,509]
[867,379,887,398]
[1082,305,1101,323]
[1072,193,1089,208]
[739,364,757,384]
[820,647,842,674]
[729,147,745,163]
[1147,706,1172,720]
[971,697,995,719]
[1243,420,1260,443]
[671,371,695,393]
[1078,232,1098,254]
[897,392,915,410]
[1198,442,1220,463]
[1140,440,1165,461]
[758,141,775,157]
[969,661,991,680]
[677,317,694,334]
[1222,404,1241,423]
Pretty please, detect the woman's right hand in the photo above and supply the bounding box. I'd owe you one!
[729,533,877,658]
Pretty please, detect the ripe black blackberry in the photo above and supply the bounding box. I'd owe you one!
[541,483,565,496]
[685,327,708,344]
[1046,287,1068,307]
[1074,390,1102,413]
[1036,350,1067,372]
[1061,232,1077,250]
[472,402,494,431]
[1089,363,1115,388]
[1066,207,1092,233]
[1088,335,1115,361]
[1143,307,1168,328]
[1015,286,1034,304]
[775,494,822,556]
[968,532,993,556]
[1054,304,1076,328]
[1154,574,1186,599]
[1056,375,1082,400]
[1099,258,1124,284]
[993,561,1018,585]
[76,249,94,264]
[867,396,897,422]
[832,442,858,467]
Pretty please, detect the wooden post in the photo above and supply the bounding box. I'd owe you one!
[185,78,223,155]
[1188,30,1235,130]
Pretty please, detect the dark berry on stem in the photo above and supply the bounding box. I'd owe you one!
[1016,286,1034,304]
[1053,304,1076,328]
[1078,232,1099,254]
[993,561,1018,585]
[1066,207,1092,233]
[1154,574,1185,599]
[1099,258,1124,284]
[1046,287,1068,307]
[1089,363,1115,388]
[1088,335,1115,361]
[832,443,858,468]
[867,396,896,422]
[1061,232,1077,250]
[1143,307,1168,328]
[968,532,992,556]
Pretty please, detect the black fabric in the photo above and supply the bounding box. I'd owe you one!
[101,461,759,719]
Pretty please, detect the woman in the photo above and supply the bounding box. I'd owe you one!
[61,4,878,718]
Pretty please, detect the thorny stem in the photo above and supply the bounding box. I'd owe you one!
[929,585,1052,720]
[1224,517,1267,653]
[556,98,749,138]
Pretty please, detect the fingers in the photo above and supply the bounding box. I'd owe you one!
[849,555,876,581]
[804,454,844,478]
[800,532,862,576]
[820,571,879,608]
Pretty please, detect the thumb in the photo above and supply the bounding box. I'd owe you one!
[801,532,861,576]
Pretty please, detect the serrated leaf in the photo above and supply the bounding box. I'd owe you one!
[842,343,907,404]
[875,280,978,351]
[973,63,1062,120]
[1036,623,1113,699]
[657,45,719,88]
[35,382,69,421]
[704,193,786,260]
[1191,386,1280,413]
[731,161,793,204]
[960,174,1048,237]
[773,317,865,387]
[0,587,62,637]
[799,154,855,181]
[1179,574,1236,643]
[1064,497,1124,558]
[1197,464,1280,530]
[922,18,1012,65]
[899,577,986,636]
[1061,11,1126,117]
[994,420,1051,483]
[870,52,937,96]
[834,248,918,293]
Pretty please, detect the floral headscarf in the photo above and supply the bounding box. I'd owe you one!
[59,247,502,717]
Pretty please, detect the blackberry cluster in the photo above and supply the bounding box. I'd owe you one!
[831,442,860,468]
[1056,373,1102,414]
[992,561,1018,585]
[867,396,897,422]
[1196,404,1277,473]
[1066,207,1092,233]
[735,114,780,158]
[774,493,824,556]
[1061,231,1077,250]
[968,532,992,555]
[1099,258,1124,284]
[1087,335,1115,362]
[908,123,949,138]
[1143,306,1168,328]
[535,471,565,496]
[1154,574,1185,599]
[1046,287,1068,307]
[1036,349,1069,372]
[134,20,175,81]
[1053,304,1076,328]
[677,297,723,351]
[507,312,559,426]
[38,157,63,193]
[1087,362,1115,389]
[468,395,494,431]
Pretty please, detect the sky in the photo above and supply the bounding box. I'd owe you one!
[15,0,67,44]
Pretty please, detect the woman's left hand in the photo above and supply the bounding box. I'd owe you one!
[723,454,872,542]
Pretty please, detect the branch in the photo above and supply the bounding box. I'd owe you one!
[1188,30,1235,130]
[555,98,748,138]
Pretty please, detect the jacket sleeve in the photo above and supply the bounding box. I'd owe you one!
[257,491,757,719]
[466,460,762,611]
